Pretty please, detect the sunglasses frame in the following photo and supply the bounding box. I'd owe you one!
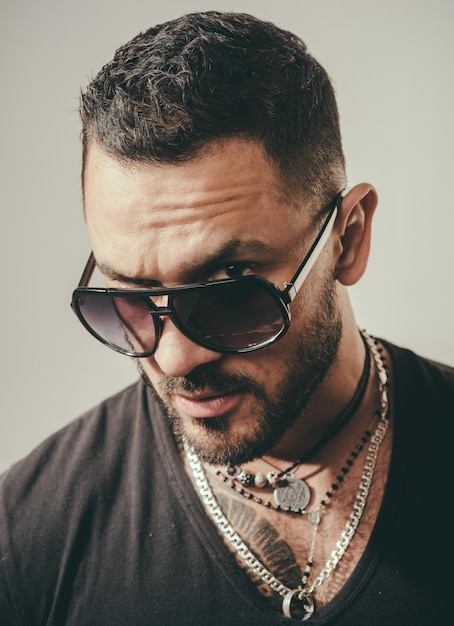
[71,192,342,356]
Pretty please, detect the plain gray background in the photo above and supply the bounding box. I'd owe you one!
[1,0,453,474]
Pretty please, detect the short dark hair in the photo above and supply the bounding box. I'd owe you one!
[80,11,346,209]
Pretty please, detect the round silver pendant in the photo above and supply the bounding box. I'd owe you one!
[273,474,311,511]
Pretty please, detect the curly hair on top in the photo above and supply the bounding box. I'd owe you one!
[80,11,346,210]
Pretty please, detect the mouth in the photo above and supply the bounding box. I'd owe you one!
[173,390,243,419]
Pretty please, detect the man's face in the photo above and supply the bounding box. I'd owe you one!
[83,139,342,465]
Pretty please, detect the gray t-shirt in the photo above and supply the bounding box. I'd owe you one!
[0,341,453,625]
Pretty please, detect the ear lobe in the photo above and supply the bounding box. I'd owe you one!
[335,184,378,286]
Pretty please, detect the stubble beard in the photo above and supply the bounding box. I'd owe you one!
[140,277,342,466]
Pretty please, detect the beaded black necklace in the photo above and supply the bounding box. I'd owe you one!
[220,334,372,512]
[215,425,373,514]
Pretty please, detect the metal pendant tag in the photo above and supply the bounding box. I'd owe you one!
[273,474,311,511]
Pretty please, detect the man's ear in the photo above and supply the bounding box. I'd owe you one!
[334,183,378,286]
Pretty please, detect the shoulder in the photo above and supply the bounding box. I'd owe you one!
[382,338,453,435]
[0,379,166,622]
[2,380,143,480]
[0,379,159,529]
[383,338,454,390]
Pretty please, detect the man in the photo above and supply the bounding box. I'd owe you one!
[0,11,452,625]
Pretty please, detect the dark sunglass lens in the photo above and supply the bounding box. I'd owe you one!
[76,293,157,356]
[172,279,286,350]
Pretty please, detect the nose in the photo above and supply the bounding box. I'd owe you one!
[152,317,222,377]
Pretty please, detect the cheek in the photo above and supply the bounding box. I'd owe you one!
[138,358,163,392]
[291,260,337,324]
[233,341,298,392]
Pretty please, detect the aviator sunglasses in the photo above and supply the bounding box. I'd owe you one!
[71,193,342,357]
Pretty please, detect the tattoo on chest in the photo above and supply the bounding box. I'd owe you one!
[215,488,302,593]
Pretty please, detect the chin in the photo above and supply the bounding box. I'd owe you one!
[173,411,287,466]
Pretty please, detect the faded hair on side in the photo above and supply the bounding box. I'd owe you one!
[80,11,346,209]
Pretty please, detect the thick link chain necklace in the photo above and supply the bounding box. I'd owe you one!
[184,331,389,621]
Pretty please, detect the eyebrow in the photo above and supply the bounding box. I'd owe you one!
[96,238,276,287]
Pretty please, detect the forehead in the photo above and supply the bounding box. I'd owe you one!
[83,139,308,281]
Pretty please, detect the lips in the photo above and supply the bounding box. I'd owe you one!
[173,391,242,419]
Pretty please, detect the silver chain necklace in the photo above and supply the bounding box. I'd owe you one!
[184,331,389,621]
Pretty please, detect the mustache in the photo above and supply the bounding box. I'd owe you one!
[157,363,263,399]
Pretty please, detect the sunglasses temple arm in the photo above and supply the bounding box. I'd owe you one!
[78,252,97,287]
[284,201,339,302]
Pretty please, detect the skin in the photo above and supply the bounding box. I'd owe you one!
[83,137,378,465]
